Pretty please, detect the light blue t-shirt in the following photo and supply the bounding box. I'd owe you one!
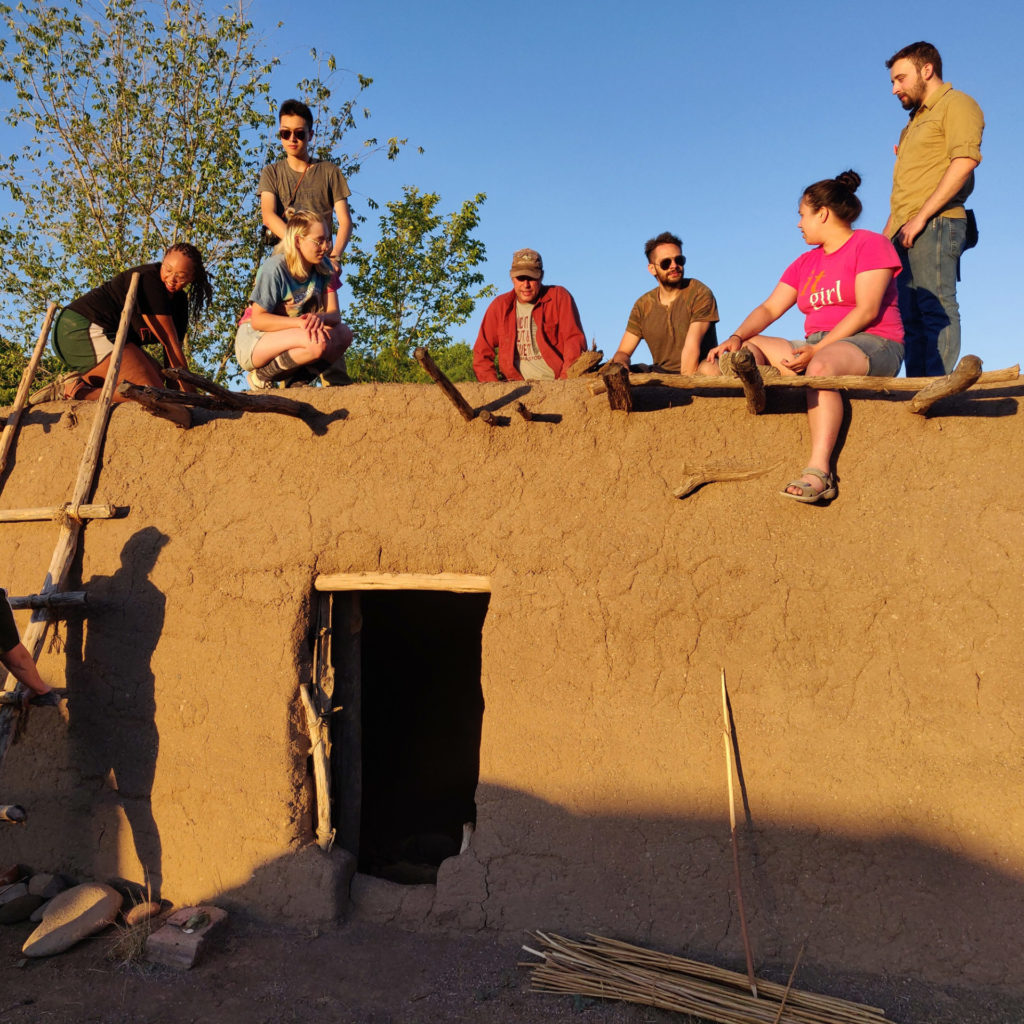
[248,253,333,318]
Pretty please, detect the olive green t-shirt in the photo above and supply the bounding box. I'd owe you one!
[625,278,719,373]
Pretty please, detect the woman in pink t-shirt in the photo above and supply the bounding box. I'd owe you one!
[703,171,904,503]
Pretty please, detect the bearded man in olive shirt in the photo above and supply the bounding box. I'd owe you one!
[611,232,719,374]
[884,41,984,375]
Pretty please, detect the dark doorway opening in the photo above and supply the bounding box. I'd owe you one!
[329,589,488,884]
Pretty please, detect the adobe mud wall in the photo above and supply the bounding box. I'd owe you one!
[1,378,1022,998]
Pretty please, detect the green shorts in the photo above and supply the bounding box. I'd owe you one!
[52,309,116,371]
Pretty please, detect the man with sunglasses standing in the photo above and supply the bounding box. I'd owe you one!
[473,248,586,381]
[259,99,352,270]
[610,232,719,374]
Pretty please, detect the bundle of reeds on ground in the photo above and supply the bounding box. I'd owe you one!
[521,932,886,1024]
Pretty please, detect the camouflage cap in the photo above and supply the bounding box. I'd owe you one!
[510,248,543,280]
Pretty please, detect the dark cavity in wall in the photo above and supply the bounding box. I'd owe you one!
[330,589,488,884]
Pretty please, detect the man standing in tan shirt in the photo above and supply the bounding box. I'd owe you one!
[611,232,719,374]
[884,41,984,376]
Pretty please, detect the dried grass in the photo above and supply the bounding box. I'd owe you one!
[521,932,887,1024]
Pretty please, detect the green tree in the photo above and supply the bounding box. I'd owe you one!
[343,187,493,383]
[0,0,411,388]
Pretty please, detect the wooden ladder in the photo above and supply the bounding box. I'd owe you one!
[0,276,141,811]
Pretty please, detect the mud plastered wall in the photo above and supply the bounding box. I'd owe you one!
[1,379,1022,992]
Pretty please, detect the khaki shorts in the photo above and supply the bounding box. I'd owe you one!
[234,320,263,372]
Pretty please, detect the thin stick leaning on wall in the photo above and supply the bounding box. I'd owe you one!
[298,682,334,851]
[0,302,57,485]
[722,668,758,999]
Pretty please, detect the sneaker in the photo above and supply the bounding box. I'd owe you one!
[246,370,273,391]
[282,368,319,388]
[28,372,81,405]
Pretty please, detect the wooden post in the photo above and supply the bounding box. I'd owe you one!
[0,302,57,482]
[0,275,138,764]
[413,346,496,425]
[908,354,983,415]
[0,504,122,524]
[600,361,633,412]
[299,682,335,852]
[731,348,767,415]
[515,401,534,422]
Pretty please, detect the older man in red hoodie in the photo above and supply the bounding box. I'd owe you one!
[473,249,586,381]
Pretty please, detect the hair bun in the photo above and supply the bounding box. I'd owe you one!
[835,170,862,193]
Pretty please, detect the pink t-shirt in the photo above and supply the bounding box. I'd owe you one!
[780,230,904,343]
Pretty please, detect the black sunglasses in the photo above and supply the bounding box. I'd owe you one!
[278,128,308,142]
[657,255,685,270]
[514,275,538,283]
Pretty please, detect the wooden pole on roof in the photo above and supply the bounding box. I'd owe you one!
[908,354,983,415]
[414,346,496,425]
[0,274,139,764]
[0,302,57,485]
[588,358,1017,396]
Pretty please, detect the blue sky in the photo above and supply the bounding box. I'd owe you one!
[253,0,1018,374]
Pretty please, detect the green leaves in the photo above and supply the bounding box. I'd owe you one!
[342,188,494,382]
[0,0,413,385]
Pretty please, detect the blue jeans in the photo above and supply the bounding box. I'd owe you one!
[895,215,967,377]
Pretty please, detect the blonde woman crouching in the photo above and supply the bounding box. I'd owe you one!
[236,211,352,388]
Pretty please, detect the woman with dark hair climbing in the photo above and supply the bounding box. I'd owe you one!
[702,171,904,504]
[49,243,212,412]
[234,210,352,389]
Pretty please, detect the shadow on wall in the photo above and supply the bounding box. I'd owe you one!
[206,780,1024,1019]
[456,783,1024,998]
[63,526,169,896]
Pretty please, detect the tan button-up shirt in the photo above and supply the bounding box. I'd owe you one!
[889,82,984,231]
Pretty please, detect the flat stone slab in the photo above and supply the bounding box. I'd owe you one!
[0,892,44,924]
[145,905,227,969]
[0,881,28,906]
[22,882,122,957]
[28,873,69,899]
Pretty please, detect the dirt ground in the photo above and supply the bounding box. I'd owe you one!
[1,913,1021,1024]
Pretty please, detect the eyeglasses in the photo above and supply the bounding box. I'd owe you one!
[657,256,685,270]
[514,275,537,283]
[305,237,331,250]
[278,128,308,142]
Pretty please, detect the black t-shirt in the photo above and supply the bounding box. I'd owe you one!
[0,589,20,654]
[69,263,188,342]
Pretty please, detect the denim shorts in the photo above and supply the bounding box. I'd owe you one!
[803,331,904,377]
